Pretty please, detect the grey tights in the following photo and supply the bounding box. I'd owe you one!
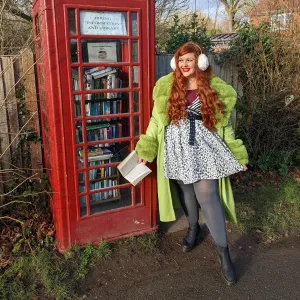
[176,179,228,248]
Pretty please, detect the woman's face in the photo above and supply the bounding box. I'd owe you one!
[178,52,196,78]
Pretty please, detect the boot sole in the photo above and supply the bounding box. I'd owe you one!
[182,234,202,253]
[221,272,236,286]
[217,256,236,286]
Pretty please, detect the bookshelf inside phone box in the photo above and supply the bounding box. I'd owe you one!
[32,0,157,250]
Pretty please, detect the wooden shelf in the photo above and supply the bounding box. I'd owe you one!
[89,195,121,206]
[80,195,121,208]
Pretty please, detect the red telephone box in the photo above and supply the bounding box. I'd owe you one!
[32,0,157,251]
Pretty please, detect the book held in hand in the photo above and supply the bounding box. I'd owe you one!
[117,151,152,186]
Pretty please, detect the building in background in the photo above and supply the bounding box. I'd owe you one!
[210,33,239,52]
[250,0,300,31]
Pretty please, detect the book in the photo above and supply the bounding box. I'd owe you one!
[91,67,118,80]
[85,66,105,75]
[107,74,118,99]
[79,146,104,157]
[79,147,113,162]
[117,151,151,186]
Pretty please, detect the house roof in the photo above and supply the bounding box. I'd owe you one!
[250,0,300,17]
[210,33,239,43]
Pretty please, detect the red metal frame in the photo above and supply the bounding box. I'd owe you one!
[32,0,157,251]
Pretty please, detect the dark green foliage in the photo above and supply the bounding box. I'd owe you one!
[217,22,300,174]
[165,14,211,54]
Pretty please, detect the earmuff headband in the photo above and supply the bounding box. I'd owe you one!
[170,44,209,72]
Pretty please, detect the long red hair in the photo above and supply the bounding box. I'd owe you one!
[167,42,223,130]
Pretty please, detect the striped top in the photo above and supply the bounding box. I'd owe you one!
[186,96,202,146]
[187,96,201,117]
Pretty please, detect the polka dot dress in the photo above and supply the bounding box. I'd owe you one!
[163,97,243,184]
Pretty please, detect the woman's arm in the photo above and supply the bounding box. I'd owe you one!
[135,103,159,163]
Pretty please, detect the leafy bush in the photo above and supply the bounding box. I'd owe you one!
[218,22,300,173]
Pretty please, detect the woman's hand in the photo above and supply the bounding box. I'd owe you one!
[242,164,248,171]
[138,158,148,165]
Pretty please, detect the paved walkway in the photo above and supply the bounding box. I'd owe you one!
[80,214,300,300]
[121,241,300,300]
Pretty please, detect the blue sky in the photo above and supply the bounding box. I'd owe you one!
[189,0,227,22]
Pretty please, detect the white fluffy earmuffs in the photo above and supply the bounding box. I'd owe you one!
[170,45,209,71]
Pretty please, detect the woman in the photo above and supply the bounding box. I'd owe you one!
[135,42,248,285]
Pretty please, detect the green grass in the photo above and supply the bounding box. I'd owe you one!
[235,178,300,240]
[115,232,158,253]
[0,233,157,300]
[1,179,299,299]
[0,241,111,300]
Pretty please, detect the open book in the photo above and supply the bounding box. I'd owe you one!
[117,151,152,186]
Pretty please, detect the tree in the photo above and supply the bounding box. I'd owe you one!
[155,0,190,23]
[165,13,211,54]
[218,0,257,32]
[0,0,32,54]
[221,22,300,168]
[155,0,191,53]
[0,0,32,21]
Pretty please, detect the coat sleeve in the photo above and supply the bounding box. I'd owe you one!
[212,77,249,165]
[222,120,249,165]
[135,84,160,162]
[135,105,159,162]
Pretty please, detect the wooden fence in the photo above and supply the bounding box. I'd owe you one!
[0,49,42,193]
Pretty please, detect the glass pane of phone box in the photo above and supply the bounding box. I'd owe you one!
[81,39,128,63]
[83,66,129,91]
[77,142,136,214]
[89,186,132,214]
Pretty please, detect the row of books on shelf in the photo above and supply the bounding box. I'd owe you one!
[73,66,118,82]
[89,179,118,193]
[78,162,117,181]
[79,180,120,204]
[78,177,119,193]
[76,123,123,144]
[90,186,120,202]
[86,99,122,118]
[74,99,122,122]
[72,67,123,100]
[85,66,119,80]
[89,164,117,180]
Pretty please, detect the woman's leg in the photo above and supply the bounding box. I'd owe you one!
[175,180,202,252]
[193,179,236,284]
[175,180,199,226]
[192,179,227,247]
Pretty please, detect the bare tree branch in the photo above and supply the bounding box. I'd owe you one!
[0,216,24,224]
[0,200,32,208]
[218,0,258,31]
[0,173,38,197]
[4,3,32,21]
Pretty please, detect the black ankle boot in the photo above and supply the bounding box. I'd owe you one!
[215,245,236,286]
[182,224,202,253]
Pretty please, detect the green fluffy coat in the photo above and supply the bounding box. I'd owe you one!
[135,73,248,223]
